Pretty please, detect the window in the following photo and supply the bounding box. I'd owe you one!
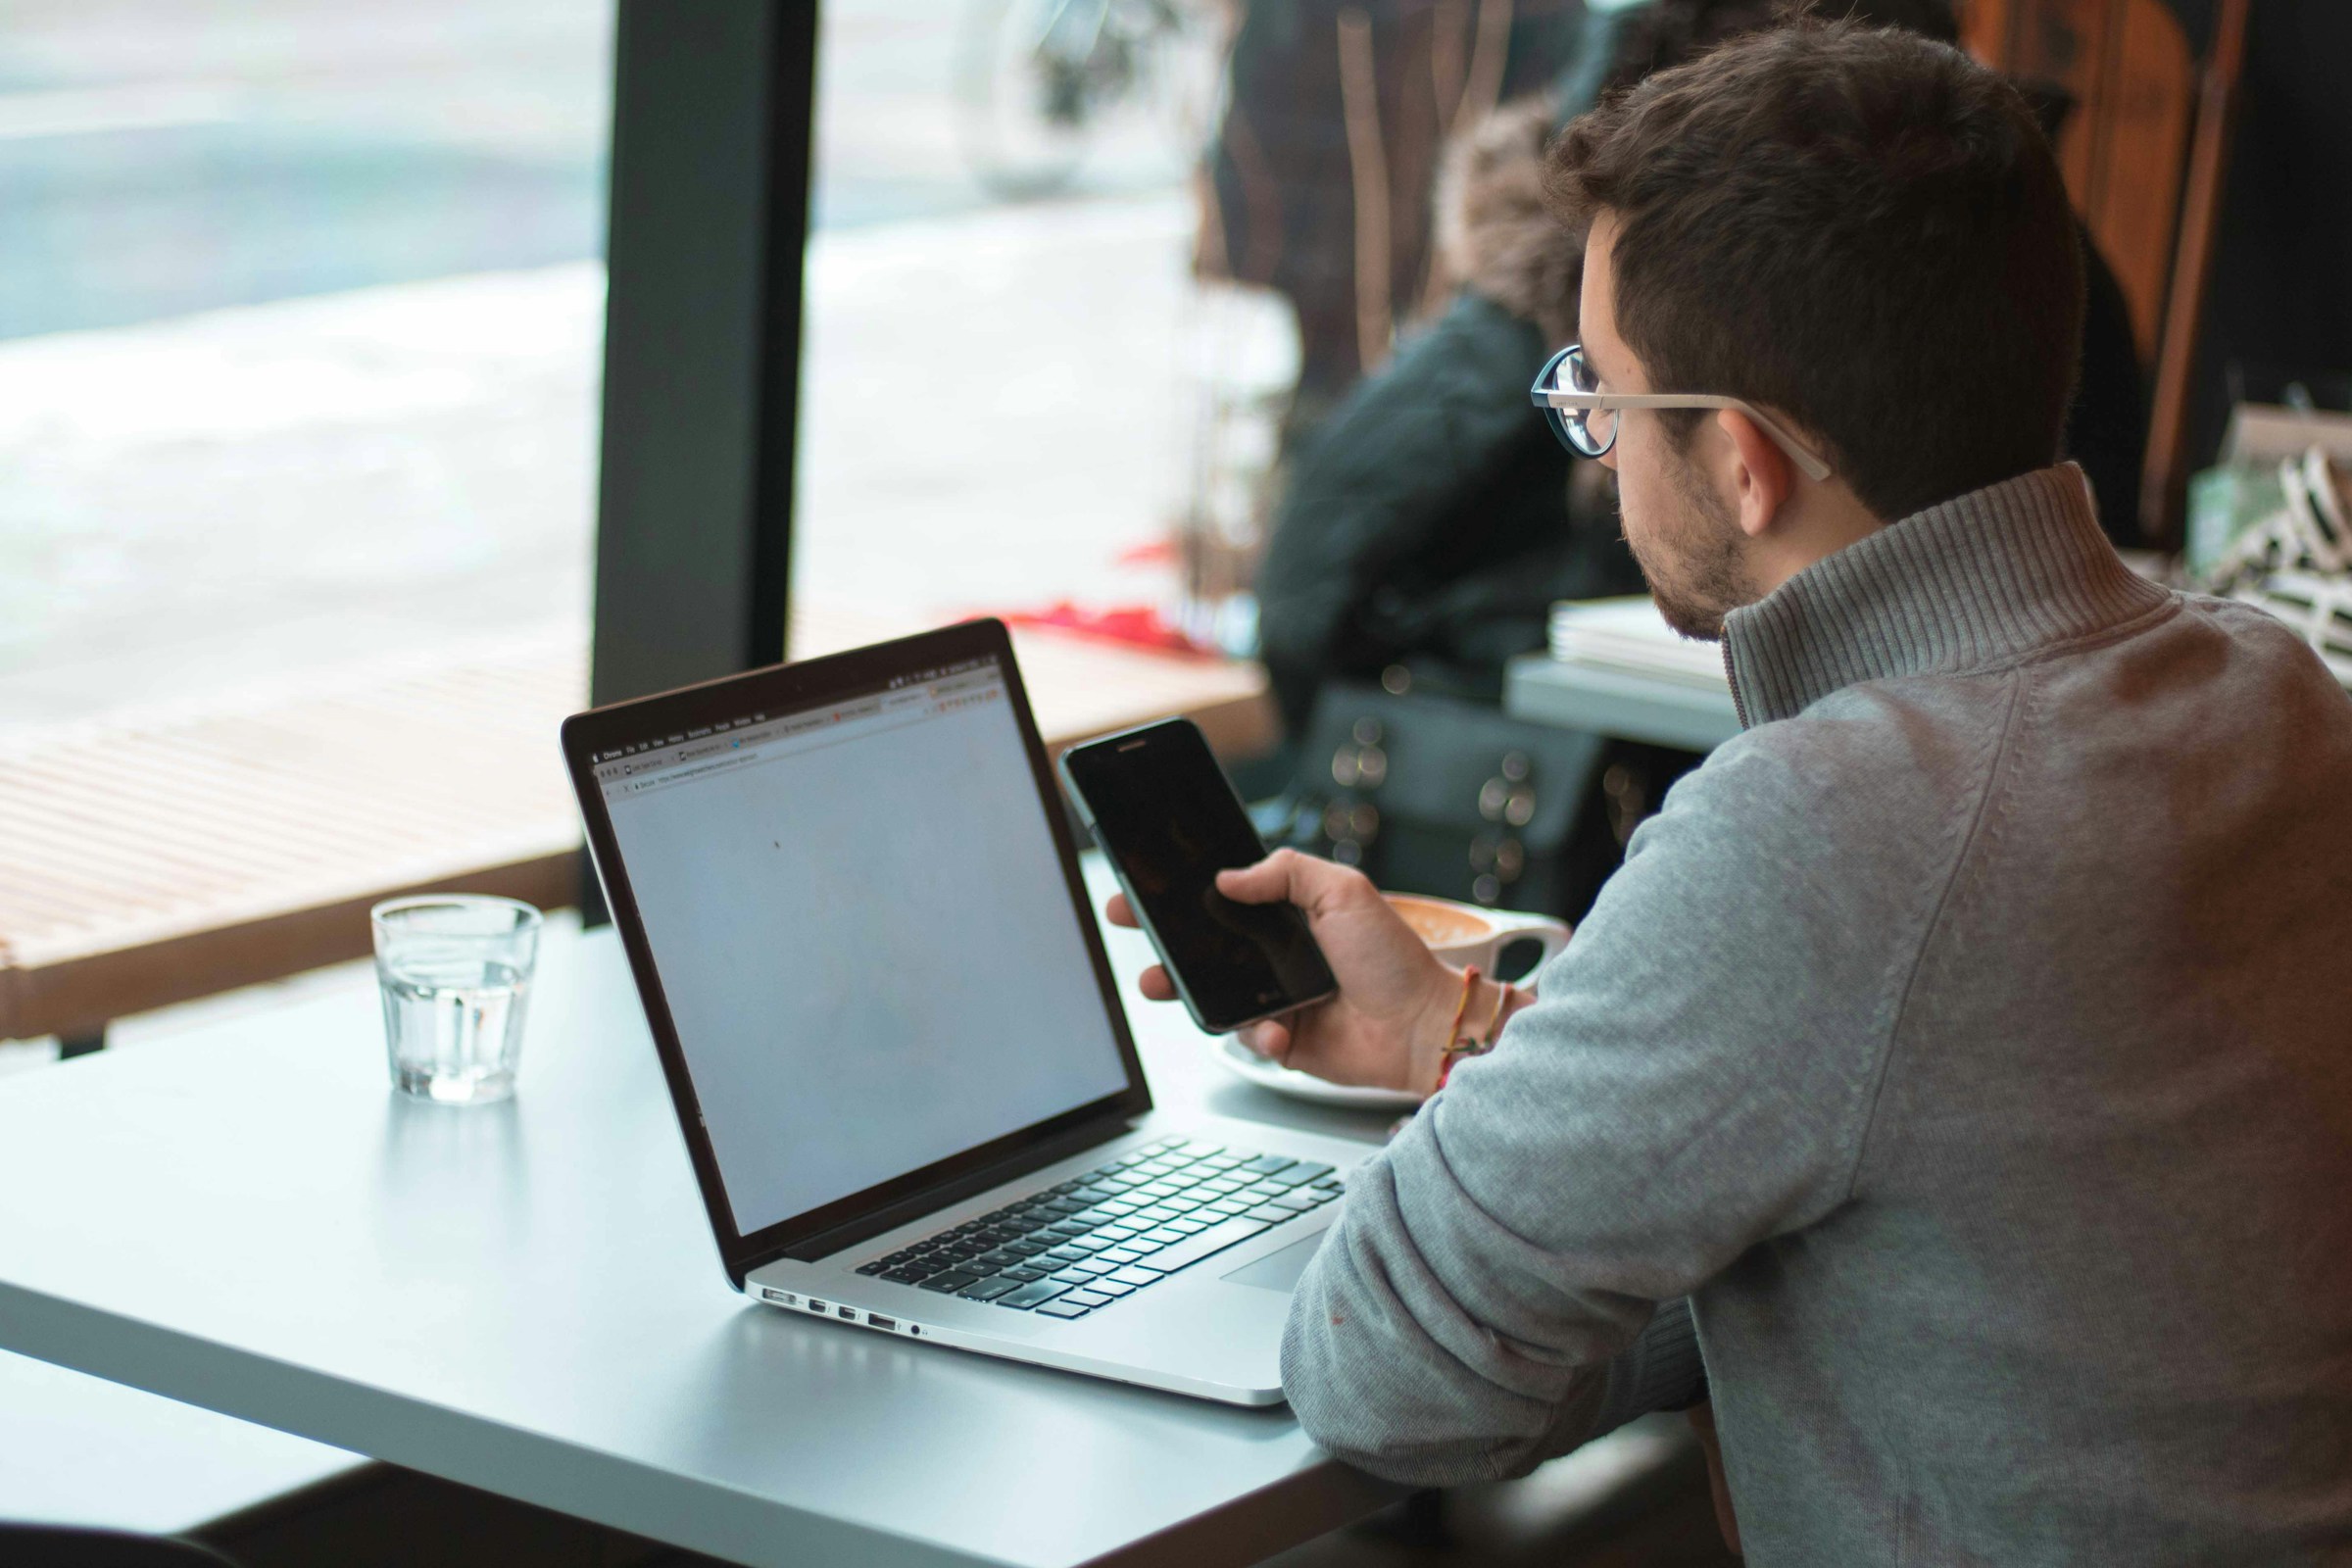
[0,0,613,726]
[794,0,1289,655]
[0,1,614,1064]
[792,0,1591,664]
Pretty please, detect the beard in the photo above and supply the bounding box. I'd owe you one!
[1623,447,1757,642]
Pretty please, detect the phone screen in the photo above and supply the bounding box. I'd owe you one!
[1062,720,1337,1031]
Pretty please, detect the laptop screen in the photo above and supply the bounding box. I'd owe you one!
[589,652,1130,1238]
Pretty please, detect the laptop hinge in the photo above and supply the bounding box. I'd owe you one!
[755,1109,1140,1270]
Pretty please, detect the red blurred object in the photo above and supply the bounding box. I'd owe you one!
[1111,537,1180,567]
[993,601,1215,658]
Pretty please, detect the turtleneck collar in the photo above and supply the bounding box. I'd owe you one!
[1720,465,2172,726]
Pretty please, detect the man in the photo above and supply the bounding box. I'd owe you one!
[1111,18,2352,1562]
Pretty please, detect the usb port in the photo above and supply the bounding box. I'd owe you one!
[836,1305,857,1320]
[868,1315,898,1332]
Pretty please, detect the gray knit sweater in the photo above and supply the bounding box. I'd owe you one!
[1282,466,2352,1563]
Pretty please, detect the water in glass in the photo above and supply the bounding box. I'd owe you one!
[379,956,530,1102]
[372,895,541,1104]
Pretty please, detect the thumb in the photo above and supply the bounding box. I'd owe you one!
[1215,848,1312,906]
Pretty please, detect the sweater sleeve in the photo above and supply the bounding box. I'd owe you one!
[1280,725,1952,1483]
[1588,1297,1707,1435]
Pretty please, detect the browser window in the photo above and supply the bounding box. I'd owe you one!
[597,657,1128,1237]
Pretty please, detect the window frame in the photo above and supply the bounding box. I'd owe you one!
[591,0,817,708]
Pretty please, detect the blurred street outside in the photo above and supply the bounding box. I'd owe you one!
[0,0,1284,732]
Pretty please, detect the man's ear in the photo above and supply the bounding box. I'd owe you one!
[1715,408,1793,540]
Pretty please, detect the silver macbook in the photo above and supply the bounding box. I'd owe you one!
[561,618,1365,1405]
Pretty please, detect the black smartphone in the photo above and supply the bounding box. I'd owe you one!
[1058,718,1339,1034]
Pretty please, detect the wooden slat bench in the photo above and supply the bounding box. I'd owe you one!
[0,615,1272,1051]
[0,634,589,1052]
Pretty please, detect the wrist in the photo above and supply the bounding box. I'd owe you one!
[1405,965,1466,1098]
[1409,967,1523,1099]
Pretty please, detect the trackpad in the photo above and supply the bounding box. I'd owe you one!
[1221,1230,1328,1294]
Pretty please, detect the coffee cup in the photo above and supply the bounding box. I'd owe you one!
[1383,893,1570,982]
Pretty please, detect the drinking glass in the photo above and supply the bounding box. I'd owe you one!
[370,895,542,1104]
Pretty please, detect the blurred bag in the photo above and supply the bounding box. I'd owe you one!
[1262,679,1607,915]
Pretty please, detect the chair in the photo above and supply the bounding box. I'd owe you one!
[1959,0,2255,546]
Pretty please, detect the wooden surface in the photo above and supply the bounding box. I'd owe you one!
[1961,0,2196,366]
[786,605,1279,760]
[2139,0,2251,548]
[0,635,587,1044]
[1962,0,2237,548]
[0,613,1273,1044]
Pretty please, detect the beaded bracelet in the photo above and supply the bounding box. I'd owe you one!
[1435,965,1518,1091]
[1441,964,1482,1054]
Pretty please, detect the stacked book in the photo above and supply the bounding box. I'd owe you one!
[2198,446,2352,692]
[1546,597,1732,692]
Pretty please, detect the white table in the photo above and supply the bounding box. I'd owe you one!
[0,868,1402,1567]
[1503,654,1741,752]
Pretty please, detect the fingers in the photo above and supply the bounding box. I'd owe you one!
[1238,1016,1293,1060]
[1137,964,1176,1003]
[1104,893,1138,928]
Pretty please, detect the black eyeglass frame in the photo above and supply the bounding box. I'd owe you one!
[1529,344,1834,482]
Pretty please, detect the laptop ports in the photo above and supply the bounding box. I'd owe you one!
[836,1305,857,1320]
[868,1315,899,1332]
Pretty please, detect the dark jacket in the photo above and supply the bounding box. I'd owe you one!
[1255,102,1643,733]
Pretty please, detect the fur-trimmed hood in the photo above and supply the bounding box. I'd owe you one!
[1433,98,1584,347]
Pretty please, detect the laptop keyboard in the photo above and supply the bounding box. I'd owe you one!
[853,1137,1344,1319]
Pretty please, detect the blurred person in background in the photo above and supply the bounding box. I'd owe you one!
[1198,0,1588,451]
[1250,0,2148,739]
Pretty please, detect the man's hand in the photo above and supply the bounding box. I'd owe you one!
[1104,849,1460,1094]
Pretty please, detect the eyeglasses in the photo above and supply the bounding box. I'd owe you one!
[1529,344,1834,482]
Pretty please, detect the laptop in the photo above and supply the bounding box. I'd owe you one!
[560,618,1369,1405]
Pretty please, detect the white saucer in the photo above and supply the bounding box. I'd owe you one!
[1212,1034,1422,1110]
